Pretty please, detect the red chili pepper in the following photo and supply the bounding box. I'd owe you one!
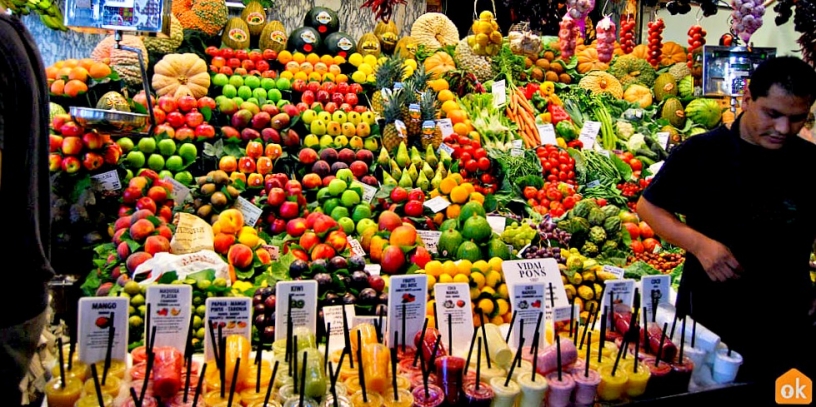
[548,104,571,125]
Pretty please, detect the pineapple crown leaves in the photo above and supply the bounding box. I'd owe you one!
[383,88,404,122]
[375,54,408,88]
[419,89,438,120]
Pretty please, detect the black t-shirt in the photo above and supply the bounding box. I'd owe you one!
[0,14,54,327]
[642,116,816,382]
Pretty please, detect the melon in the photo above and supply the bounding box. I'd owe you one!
[222,17,250,50]
[49,102,66,121]
[287,26,322,54]
[357,33,381,57]
[259,20,287,52]
[323,32,356,58]
[96,91,131,112]
[303,7,339,36]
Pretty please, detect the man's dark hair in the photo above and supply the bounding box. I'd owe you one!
[748,56,816,102]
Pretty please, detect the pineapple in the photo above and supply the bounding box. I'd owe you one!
[382,89,407,152]
[371,54,407,115]
[419,89,442,149]
[402,79,421,137]
[411,64,432,93]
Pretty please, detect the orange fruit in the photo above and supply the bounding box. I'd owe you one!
[447,109,467,124]
[335,73,349,83]
[63,58,79,68]
[453,122,470,136]
[321,54,335,65]
[445,204,460,219]
[45,66,59,80]
[439,178,457,195]
[333,55,346,65]
[68,67,89,82]
[277,51,293,64]
[389,225,418,247]
[292,52,306,63]
[79,58,95,71]
[50,79,65,96]
[305,53,320,65]
[63,79,88,97]
[437,89,454,102]
[450,185,469,204]
[56,67,72,79]
[89,62,112,79]
[441,100,459,114]
[293,72,308,81]
[53,61,65,69]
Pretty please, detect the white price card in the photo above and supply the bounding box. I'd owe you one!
[599,279,637,314]
[507,283,546,351]
[487,216,506,235]
[274,280,318,342]
[145,284,192,352]
[598,149,610,157]
[417,230,442,254]
[648,161,664,175]
[348,237,365,257]
[502,258,569,320]
[262,245,280,261]
[163,176,191,206]
[550,305,579,341]
[586,180,601,189]
[512,139,523,149]
[233,197,262,226]
[424,196,451,213]
[387,275,428,350]
[602,265,625,279]
[538,124,558,145]
[492,80,507,107]
[204,297,252,361]
[78,297,129,365]
[364,264,381,276]
[361,183,378,203]
[510,139,524,156]
[91,170,122,192]
[322,305,355,353]
[579,121,601,150]
[656,132,671,149]
[437,142,455,156]
[433,283,474,355]
[436,119,454,138]
[641,275,671,323]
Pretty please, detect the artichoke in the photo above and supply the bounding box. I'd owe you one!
[588,208,607,226]
[572,218,591,235]
[602,240,619,253]
[602,204,620,219]
[571,199,598,219]
[589,226,607,244]
[603,216,621,234]
[581,241,599,257]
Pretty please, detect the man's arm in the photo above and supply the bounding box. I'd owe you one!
[636,196,741,282]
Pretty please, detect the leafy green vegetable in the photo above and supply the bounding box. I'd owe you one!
[623,261,662,279]
[492,45,526,84]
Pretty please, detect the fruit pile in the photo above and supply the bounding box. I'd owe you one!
[615,179,649,212]
[627,251,685,273]
[348,52,417,84]
[536,145,577,186]
[500,222,538,255]
[382,143,448,192]
[310,178,374,236]
[561,249,609,321]
[49,115,121,175]
[46,58,113,98]
[466,11,503,57]
[119,135,198,186]
[292,254,388,313]
[301,108,378,152]
[259,173,308,235]
[437,202,511,261]
[186,170,245,224]
[364,211,432,275]
[212,209,274,280]
[620,16,636,54]
[521,182,579,218]
[621,217,661,254]
[427,177,487,227]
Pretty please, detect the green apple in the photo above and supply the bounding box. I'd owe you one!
[244,75,261,89]
[340,190,361,207]
[246,97,260,107]
[165,155,184,172]
[123,169,134,183]
[322,198,341,217]
[228,75,244,88]
[137,137,157,154]
[301,109,317,125]
[222,84,238,98]
[335,168,354,185]
[338,217,355,234]
[328,179,347,196]
[275,78,291,91]
[126,150,146,169]
[355,217,376,235]
[212,73,229,87]
[330,206,349,221]
[178,143,197,163]
[158,170,173,180]
[174,170,193,186]
[147,153,165,171]
[261,78,277,91]
[157,138,176,156]
[268,89,282,103]
[237,86,253,100]
[117,137,135,153]
[252,88,267,102]
[316,187,331,202]
[232,97,244,107]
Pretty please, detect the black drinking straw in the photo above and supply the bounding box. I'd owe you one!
[144,304,151,351]
[569,302,575,338]
[691,319,697,348]
[669,314,678,340]
[391,332,399,402]
[504,336,524,387]
[599,306,607,363]
[413,318,429,367]
[57,337,66,388]
[607,291,615,332]
[654,322,669,367]
[579,304,595,350]
[418,345,430,399]
[293,335,299,394]
[192,362,207,407]
[102,316,114,385]
[728,348,732,357]
[378,306,385,344]
[299,352,307,407]
[286,295,294,364]
[90,363,105,407]
[328,361,338,407]
[357,330,368,403]
[447,314,453,356]
[530,330,538,356]
[556,336,562,381]
[334,350,346,385]
[184,353,192,401]
[679,315,687,362]
[264,361,279,407]
[68,341,74,371]
[140,351,154,404]
[228,358,241,407]
[585,332,591,377]
[341,304,352,369]
[401,303,407,354]
[130,387,142,407]
[611,337,626,377]
[504,311,517,343]
[548,283,555,309]
[464,326,478,375]
[517,319,524,356]
[633,329,640,373]
[324,323,331,373]
[433,302,438,330]
[478,309,492,369]
[185,312,195,363]
[208,321,220,369]
[532,333,540,381]
[430,334,442,368]
[476,338,483,390]
[651,291,658,323]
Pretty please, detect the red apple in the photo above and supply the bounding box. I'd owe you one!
[197,96,216,110]
[61,136,83,155]
[185,109,204,127]
[157,95,177,113]
[82,152,104,171]
[61,156,81,173]
[165,111,185,128]
[49,134,63,152]
[177,96,197,113]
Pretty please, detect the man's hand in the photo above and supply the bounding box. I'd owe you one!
[694,237,742,282]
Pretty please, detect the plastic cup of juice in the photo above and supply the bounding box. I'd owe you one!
[488,376,520,407]
[434,355,465,405]
[588,356,615,373]
[621,360,651,397]
[712,349,742,384]
[682,346,706,373]
[349,390,385,407]
[516,372,547,407]
[363,343,392,394]
[382,388,414,407]
[398,358,423,377]
[482,324,513,368]
[328,382,348,398]
[243,360,273,394]
[90,359,126,380]
[73,393,113,407]
[397,347,416,363]
[282,397,319,407]
[642,356,673,398]
[240,387,268,406]
[545,371,575,407]
[82,375,120,399]
[319,394,352,407]
[596,364,628,401]
[572,368,600,405]
[129,362,148,381]
[411,383,445,407]
[467,362,506,385]
[119,395,159,407]
[203,390,243,407]
[462,379,494,407]
[342,376,362,395]
[131,346,149,365]
[386,375,410,391]
[669,356,695,394]
[52,360,89,383]
[247,401,282,407]
[45,376,83,407]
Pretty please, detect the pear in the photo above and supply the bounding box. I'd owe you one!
[421,162,434,179]
[410,146,423,167]
[415,170,431,191]
[430,169,443,190]
[425,144,438,167]
[377,147,390,167]
[398,169,414,188]
[395,142,410,168]
[436,162,447,179]
[439,149,452,168]
[389,159,402,181]
[406,163,419,183]
[382,172,398,186]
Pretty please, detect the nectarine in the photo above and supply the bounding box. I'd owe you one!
[227,243,254,269]
[218,209,245,235]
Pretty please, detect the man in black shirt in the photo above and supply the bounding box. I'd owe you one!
[0,10,55,406]
[638,56,816,394]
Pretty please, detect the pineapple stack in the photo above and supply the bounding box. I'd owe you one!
[381,90,408,152]
[371,54,407,116]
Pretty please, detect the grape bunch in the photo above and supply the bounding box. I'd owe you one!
[731,0,765,43]
[595,16,616,63]
[538,219,572,247]
[559,13,579,59]
[252,286,277,343]
[501,222,537,251]
[774,0,794,25]
[647,19,665,68]
[521,245,567,263]
[620,16,636,54]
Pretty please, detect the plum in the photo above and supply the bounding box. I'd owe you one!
[289,259,309,278]
[329,256,348,271]
[342,292,357,305]
[350,271,369,290]
[347,255,366,271]
[359,288,378,305]
[310,258,329,274]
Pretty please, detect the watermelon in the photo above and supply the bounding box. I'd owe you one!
[287,27,322,54]
[685,98,723,129]
[323,32,356,58]
[303,7,339,37]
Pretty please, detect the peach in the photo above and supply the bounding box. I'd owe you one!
[213,233,236,255]
[389,225,417,247]
[286,217,307,237]
[218,209,245,235]
[126,251,153,274]
[310,243,336,261]
[238,227,260,248]
[228,243,254,269]
[360,227,378,252]
[378,211,402,232]
[96,282,114,296]
[144,235,171,255]
[325,230,348,252]
[113,216,131,232]
[130,209,154,223]
[158,206,173,224]
[369,236,388,263]
[302,173,322,190]
[256,248,272,265]
[117,241,130,260]
[112,228,128,246]
[130,219,156,242]
[299,232,320,253]
[381,245,406,275]
[156,225,173,240]
[312,214,337,235]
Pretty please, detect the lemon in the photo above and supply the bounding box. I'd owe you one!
[351,71,367,83]
[473,260,490,274]
[481,286,496,297]
[366,74,376,83]
[363,54,378,67]
[456,260,473,276]
[477,298,495,315]
[470,272,486,290]
[427,274,437,290]
[437,89,455,102]
[496,299,510,315]
[497,283,509,299]
[488,257,503,272]
[348,53,364,66]
[442,260,457,276]
[425,260,443,277]
[404,59,417,70]
[490,315,504,325]
[357,63,373,75]
[485,270,503,288]
[470,287,481,300]
[438,274,453,284]
[453,274,469,284]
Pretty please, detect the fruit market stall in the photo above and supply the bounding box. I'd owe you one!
[10,0,816,405]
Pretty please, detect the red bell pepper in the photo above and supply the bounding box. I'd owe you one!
[567,140,583,149]
[524,82,539,100]
[548,104,571,125]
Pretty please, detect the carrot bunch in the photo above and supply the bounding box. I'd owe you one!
[506,86,540,148]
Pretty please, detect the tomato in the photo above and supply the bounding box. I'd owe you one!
[596,198,607,207]
[562,196,576,209]
[542,161,553,171]
[547,174,558,182]
[629,158,643,171]
[473,148,487,159]
[480,173,494,184]
[462,145,474,156]
[483,186,495,195]
[523,186,538,199]
[559,163,569,172]
[460,152,472,163]
[558,171,569,181]
[631,240,645,254]
[642,238,661,253]
[527,198,539,207]
[465,159,479,173]
[459,169,468,177]
[539,198,551,208]
[550,207,565,218]
[621,151,634,161]
[477,157,491,171]
[458,136,471,146]
[546,188,562,201]
[474,185,484,194]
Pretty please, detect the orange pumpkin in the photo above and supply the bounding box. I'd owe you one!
[631,44,650,60]
[424,52,456,79]
[660,42,686,66]
[576,47,610,73]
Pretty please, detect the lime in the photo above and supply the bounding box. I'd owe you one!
[131,294,146,307]
[165,155,184,172]
[195,305,207,317]
[159,170,173,180]
[124,280,141,296]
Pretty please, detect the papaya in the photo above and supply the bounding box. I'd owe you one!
[438,229,463,258]
[456,241,481,262]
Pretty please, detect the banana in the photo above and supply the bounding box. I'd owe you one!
[40,13,66,30]
[36,0,51,10]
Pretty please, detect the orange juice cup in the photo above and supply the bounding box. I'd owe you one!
[82,375,120,399]
[73,393,113,407]
[621,360,651,397]
[362,343,391,394]
[596,364,628,401]
[51,361,89,383]
[44,377,82,407]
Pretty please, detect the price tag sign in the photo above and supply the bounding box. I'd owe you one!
[78,297,129,365]
[386,275,428,349]
[648,161,664,175]
[145,284,192,352]
[436,119,454,138]
[656,132,671,149]
[641,275,671,323]
[550,305,579,342]
[323,305,355,353]
[603,265,625,279]
[233,197,262,226]
[492,80,507,106]
[91,170,121,192]
[579,121,601,150]
[538,124,558,145]
[163,176,191,207]
[348,238,365,257]
[507,283,546,351]
[417,230,442,254]
[487,216,506,235]
[424,196,451,213]
[502,258,569,320]
[204,297,252,361]
[262,245,280,261]
[437,143,454,156]
[599,279,637,314]
[364,264,381,276]
[361,183,378,203]
[274,280,318,342]
[433,283,474,354]
[586,180,601,189]
[598,149,610,158]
